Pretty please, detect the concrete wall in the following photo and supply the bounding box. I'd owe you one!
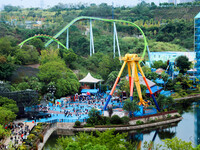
[129,112,180,125]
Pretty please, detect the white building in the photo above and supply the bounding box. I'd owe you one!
[168,0,177,5]
[179,0,194,3]
[148,51,196,63]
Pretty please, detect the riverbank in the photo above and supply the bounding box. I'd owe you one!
[174,94,200,101]
[39,114,182,150]
[70,117,182,132]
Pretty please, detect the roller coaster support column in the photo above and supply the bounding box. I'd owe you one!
[104,61,127,110]
[147,45,151,68]
[57,43,59,49]
[113,22,116,58]
[137,62,160,112]
[114,22,121,59]
[90,19,95,56]
[66,28,69,49]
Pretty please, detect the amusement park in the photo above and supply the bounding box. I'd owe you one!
[1,1,200,150]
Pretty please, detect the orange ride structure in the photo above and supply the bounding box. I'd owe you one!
[103,53,161,112]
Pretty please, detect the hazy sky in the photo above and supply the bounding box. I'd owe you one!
[0,0,166,9]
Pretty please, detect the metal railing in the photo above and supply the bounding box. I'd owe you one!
[45,118,88,123]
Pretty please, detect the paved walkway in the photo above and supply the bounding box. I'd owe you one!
[4,121,35,148]
[37,127,57,150]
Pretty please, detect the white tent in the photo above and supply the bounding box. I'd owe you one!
[79,73,103,83]
[79,73,103,89]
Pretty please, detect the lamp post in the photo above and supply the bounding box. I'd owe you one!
[47,85,56,102]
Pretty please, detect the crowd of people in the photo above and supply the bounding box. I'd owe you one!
[1,122,32,149]
[47,94,122,121]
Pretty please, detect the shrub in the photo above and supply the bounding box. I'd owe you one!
[186,90,192,94]
[18,144,27,150]
[121,116,130,125]
[149,119,156,123]
[35,126,41,130]
[38,134,43,142]
[27,134,36,141]
[167,114,172,118]
[102,116,111,125]
[32,131,38,136]
[84,124,93,127]
[179,92,187,97]
[175,114,180,118]
[110,115,122,124]
[136,120,144,125]
[37,122,43,126]
[75,121,81,127]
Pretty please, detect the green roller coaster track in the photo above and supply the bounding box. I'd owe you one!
[45,16,148,60]
[18,34,67,49]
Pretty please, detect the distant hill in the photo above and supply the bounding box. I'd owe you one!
[152,7,200,20]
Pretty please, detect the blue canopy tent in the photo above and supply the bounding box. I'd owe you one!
[146,85,163,96]
[155,78,165,85]
[81,89,99,94]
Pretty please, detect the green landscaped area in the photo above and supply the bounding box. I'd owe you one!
[1,1,200,150]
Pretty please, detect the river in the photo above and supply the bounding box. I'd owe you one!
[43,100,200,149]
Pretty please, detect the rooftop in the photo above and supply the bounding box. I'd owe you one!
[195,12,200,19]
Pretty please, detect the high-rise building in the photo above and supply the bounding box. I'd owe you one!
[180,0,194,3]
[168,0,177,5]
[40,0,44,9]
[195,12,200,78]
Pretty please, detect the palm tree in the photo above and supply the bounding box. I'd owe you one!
[107,106,113,118]
[123,98,140,117]
[157,95,175,111]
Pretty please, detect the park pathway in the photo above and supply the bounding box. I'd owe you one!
[4,121,35,148]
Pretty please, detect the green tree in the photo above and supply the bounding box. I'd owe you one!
[87,108,101,125]
[106,71,118,86]
[28,77,43,92]
[15,82,30,91]
[161,72,169,90]
[175,74,193,90]
[15,45,39,65]
[28,38,44,53]
[0,56,15,80]
[38,51,79,97]
[0,107,16,125]
[107,106,113,118]
[54,129,135,150]
[65,142,81,150]
[119,79,130,96]
[145,72,158,81]
[61,48,77,67]
[162,137,193,150]
[55,77,80,97]
[176,56,191,74]
[123,98,140,117]
[0,125,10,139]
[0,96,19,114]
[98,55,121,81]
[38,60,67,83]
[40,49,61,65]
[0,37,14,56]
[152,60,167,69]
[156,95,175,111]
